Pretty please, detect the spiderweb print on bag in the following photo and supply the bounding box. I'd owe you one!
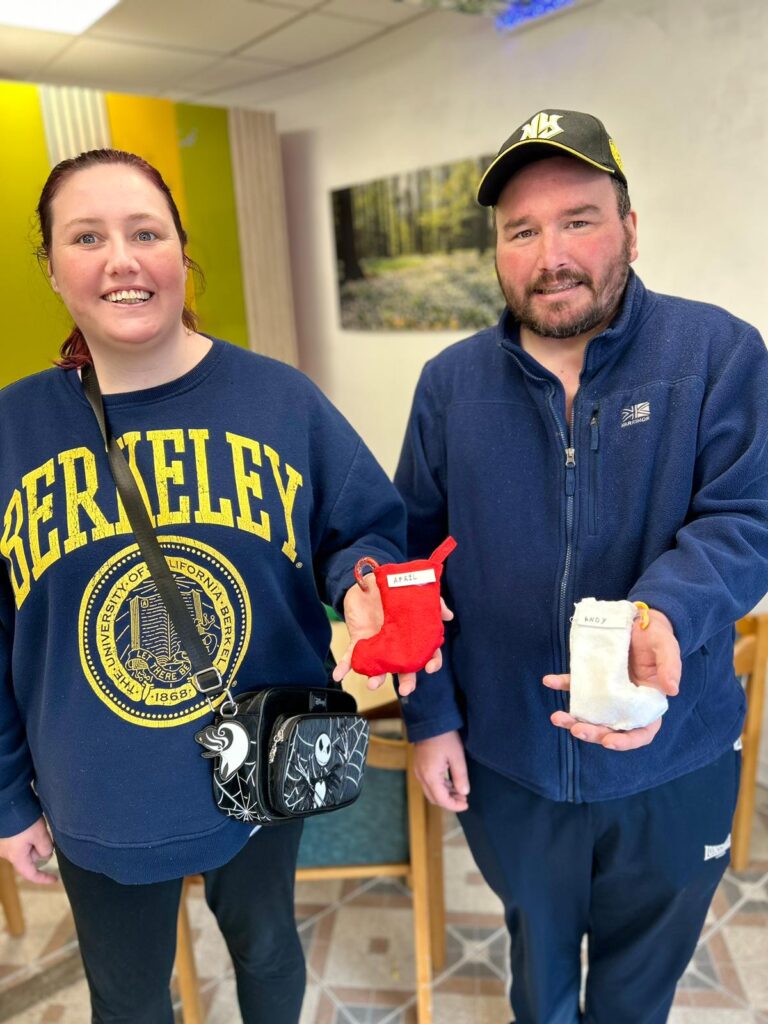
[213,741,271,823]
[279,717,369,814]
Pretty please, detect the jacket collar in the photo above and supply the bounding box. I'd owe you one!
[497,270,652,382]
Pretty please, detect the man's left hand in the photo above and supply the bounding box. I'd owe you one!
[542,608,681,751]
[332,577,452,695]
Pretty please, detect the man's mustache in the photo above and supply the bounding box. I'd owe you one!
[527,270,593,297]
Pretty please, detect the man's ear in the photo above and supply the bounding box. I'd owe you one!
[626,210,639,264]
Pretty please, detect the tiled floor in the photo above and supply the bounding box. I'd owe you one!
[2,788,768,1024]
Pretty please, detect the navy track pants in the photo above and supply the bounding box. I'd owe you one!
[459,748,740,1024]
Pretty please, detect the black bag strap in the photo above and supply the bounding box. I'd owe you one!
[81,363,225,697]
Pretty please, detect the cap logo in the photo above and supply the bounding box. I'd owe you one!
[609,138,624,172]
[520,112,564,141]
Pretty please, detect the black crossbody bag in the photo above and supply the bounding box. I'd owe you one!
[81,363,369,824]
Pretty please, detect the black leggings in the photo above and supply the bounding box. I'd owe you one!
[56,822,305,1024]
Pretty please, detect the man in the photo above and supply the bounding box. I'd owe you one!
[394,109,768,1024]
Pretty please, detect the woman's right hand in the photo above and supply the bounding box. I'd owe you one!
[0,816,58,884]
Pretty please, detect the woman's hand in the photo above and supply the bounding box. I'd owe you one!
[332,578,453,695]
[0,816,58,884]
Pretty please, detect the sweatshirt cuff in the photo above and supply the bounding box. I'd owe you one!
[0,786,43,839]
[400,708,465,743]
[325,545,404,615]
[327,568,357,616]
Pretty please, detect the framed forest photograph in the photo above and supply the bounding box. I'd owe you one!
[332,154,502,331]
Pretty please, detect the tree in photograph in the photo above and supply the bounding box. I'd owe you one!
[333,188,365,283]
[418,159,486,255]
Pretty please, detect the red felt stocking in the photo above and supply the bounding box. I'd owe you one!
[350,537,457,676]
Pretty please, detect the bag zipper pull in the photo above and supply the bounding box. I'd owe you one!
[269,722,288,763]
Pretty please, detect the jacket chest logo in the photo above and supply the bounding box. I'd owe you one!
[621,401,650,428]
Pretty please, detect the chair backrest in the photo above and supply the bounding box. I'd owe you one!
[735,614,768,686]
[298,619,412,869]
[734,632,757,677]
[730,612,768,872]
[297,731,411,870]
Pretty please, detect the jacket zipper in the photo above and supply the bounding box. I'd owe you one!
[508,343,578,802]
[548,389,578,802]
[589,407,600,535]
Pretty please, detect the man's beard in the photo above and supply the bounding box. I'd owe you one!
[497,229,633,340]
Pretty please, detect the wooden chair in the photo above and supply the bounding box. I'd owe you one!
[173,618,446,1024]
[174,881,205,1023]
[731,613,768,871]
[0,855,206,1023]
[0,858,24,937]
[296,726,445,1024]
[316,621,445,1021]
[172,726,445,1024]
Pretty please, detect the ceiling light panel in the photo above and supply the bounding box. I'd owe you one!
[0,0,120,35]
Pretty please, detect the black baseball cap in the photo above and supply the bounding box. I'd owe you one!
[477,109,627,207]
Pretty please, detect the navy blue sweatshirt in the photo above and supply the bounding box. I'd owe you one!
[0,340,405,882]
[395,272,768,802]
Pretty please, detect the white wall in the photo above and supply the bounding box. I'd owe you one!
[219,0,768,471]
[217,0,768,780]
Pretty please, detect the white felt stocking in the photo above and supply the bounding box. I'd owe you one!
[568,598,668,731]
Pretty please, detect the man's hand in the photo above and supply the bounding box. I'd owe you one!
[543,608,681,751]
[0,816,57,884]
[332,577,453,696]
[413,730,469,812]
[626,608,681,696]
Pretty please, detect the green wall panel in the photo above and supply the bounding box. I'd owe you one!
[0,82,66,388]
[176,104,248,349]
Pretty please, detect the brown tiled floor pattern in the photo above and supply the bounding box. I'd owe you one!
[2,788,768,1023]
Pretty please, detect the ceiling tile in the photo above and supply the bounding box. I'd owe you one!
[0,0,434,94]
[87,0,301,55]
[323,0,424,24]
[40,37,208,93]
[0,26,73,79]
[178,78,273,108]
[260,0,325,9]
[175,57,285,96]
[240,12,382,64]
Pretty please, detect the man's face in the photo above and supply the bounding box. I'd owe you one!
[494,157,638,340]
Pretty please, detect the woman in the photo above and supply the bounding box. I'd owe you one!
[0,149,429,1023]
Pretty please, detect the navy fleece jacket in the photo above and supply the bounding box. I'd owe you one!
[395,272,768,802]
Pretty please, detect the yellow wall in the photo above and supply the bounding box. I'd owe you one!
[0,83,69,386]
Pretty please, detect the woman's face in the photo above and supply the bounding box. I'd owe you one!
[47,163,188,358]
